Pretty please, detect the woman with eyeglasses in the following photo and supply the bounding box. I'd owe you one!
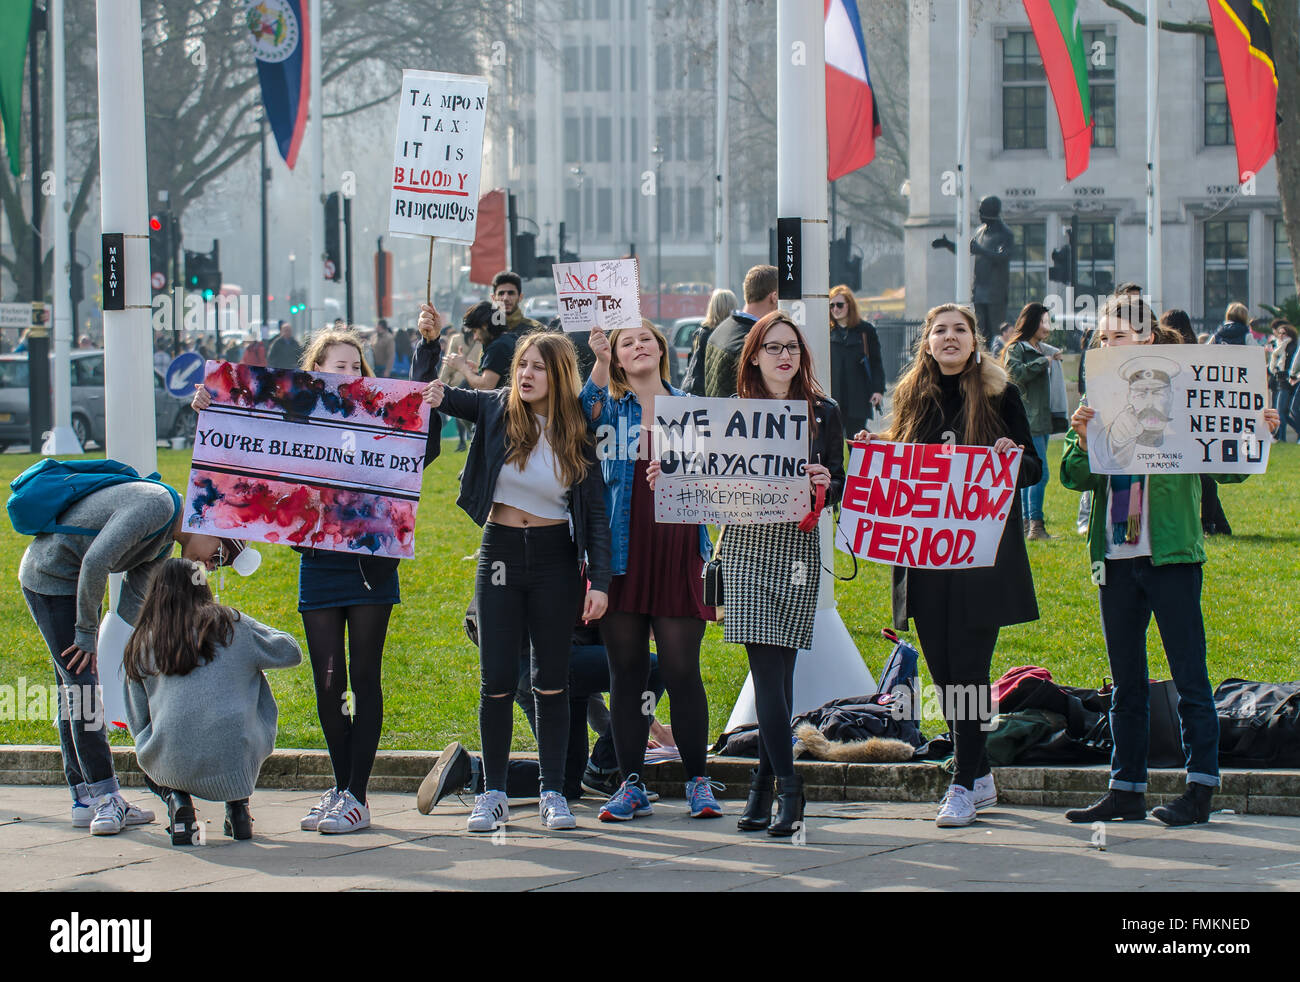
[654,311,843,837]
[828,285,885,439]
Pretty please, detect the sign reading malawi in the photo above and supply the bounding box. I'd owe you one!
[837,441,1023,569]
[186,361,431,559]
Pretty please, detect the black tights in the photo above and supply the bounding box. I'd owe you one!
[746,644,797,779]
[302,604,392,805]
[601,612,708,780]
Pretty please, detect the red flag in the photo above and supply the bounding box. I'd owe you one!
[1206,0,1278,182]
[469,189,507,287]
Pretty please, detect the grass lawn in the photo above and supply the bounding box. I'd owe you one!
[2,440,1298,752]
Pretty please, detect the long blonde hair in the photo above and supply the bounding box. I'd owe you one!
[703,288,738,329]
[887,303,1008,446]
[299,328,374,376]
[504,333,591,487]
[607,322,671,400]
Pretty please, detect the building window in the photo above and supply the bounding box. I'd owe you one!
[630,189,639,236]
[675,182,686,239]
[596,46,611,91]
[584,183,594,233]
[1203,219,1249,317]
[628,45,638,90]
[659,186,673,235]
[1007,221,1047,314]
[673,114,685,161]
[1204,35,1233,147]
[1002,31,1047,150]
[564,118,580,162]
[596,117,612,163]
[565,188,581,239]
[656,115,671,159]
[688,117,706,161]
[1075,219,1115,297]
[656,44,672,90]
[563,46,579,92]
[686,44,705,90]
[595,0,610,17]
[1275,219,1294,302]
[1082,28,1116,149]
[583,45,592,91]
[597,189,613,236]
[689,187,705,235]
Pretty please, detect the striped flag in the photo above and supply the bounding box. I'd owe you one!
[242,0,310,169]
[0,1,32,176]
[1206,0,1278,183]
[1023,0,1093,181]
[825,0,882,181]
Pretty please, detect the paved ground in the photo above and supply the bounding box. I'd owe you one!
[5,785,1300,891]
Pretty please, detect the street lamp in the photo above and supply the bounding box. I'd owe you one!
[570,166,585,259]
[651,145,664,321]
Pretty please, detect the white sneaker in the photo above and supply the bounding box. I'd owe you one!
[74,796,154,829]
[936,785,977,828]
[540,790,576,830]
[317,790,370,834]
[89,792,126,835]
[300,788,342,831]
[972,773,997,810]
[467,790,509,833]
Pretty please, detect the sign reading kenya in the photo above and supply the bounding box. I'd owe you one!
[836,441,1023,569]
[388,69,488,243]
[1084,344,1271,475]
[186,361,431,559]
[551,258,642,332]
[652,396,811,525]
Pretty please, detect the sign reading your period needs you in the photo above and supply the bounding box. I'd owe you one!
[388,69,488,243]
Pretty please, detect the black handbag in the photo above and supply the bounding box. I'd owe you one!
[702,526,725,607]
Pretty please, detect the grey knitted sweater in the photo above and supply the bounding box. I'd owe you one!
[123,614,302,802]
[18,482,178,652]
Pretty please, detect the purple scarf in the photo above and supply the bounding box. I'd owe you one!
[1110,475,1144,545]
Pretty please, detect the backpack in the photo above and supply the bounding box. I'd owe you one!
[1215,679,1300,768]
[7,458,181,540]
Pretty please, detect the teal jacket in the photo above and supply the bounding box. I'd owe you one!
[1059,427,1248,572]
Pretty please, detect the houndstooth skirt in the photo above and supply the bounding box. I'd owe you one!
[720,521,821,649]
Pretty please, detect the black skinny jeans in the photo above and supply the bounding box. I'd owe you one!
[476,523,585,794]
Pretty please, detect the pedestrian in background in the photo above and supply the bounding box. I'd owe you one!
[1002,301,1060,540]
[682,288,738,396]
[828,283,884,439]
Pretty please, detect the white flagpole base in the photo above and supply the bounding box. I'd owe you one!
[41,426,84,456]
[723,606,877,733]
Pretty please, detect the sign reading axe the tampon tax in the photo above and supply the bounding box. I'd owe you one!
[552,257,642,332]
[836,440,1022,568]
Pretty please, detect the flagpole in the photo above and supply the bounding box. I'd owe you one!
[1145,0,1162,311]
[713,0,730,290]
[309,0,324,333]
[45,0,79,455]
[955,0,972,303]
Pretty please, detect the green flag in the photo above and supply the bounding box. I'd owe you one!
[0,1,33,176]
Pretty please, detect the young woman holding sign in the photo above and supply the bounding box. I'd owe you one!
[192,328,426,835]
[582,321,721,822]
[853,303,1040,828]
[654,311,843,837]
[1061,295,1279,827]
[421,330,612,832]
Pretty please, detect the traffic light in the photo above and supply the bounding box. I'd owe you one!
[149,211,171,292]
[185,240,222,300]
[829,227,862,293]
[289,288,307,317]
[1049,243,1073,286]
[324,192,342,282]
[513,230,537,279]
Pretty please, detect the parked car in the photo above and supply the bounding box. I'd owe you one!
[0,350,197,452]
[524,294,559,322]
[667,316,704,388]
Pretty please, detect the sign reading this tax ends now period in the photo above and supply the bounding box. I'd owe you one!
[388,70,489,243]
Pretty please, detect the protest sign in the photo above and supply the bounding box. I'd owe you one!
[652,396,811,524]
[1084,344,1270,474]
[836,440,1022,569]
[388,70,489,243]
[551,258,642,332]
[186,361,431,559]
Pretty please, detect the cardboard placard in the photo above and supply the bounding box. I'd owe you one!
[551,258,642,332]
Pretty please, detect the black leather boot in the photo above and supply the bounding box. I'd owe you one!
[767,774,805,838]
[167,791,197,846]
[224,799,253,839]
[736,769,774,831]
[1065,789,1147,823]
[1151,783,1213,826]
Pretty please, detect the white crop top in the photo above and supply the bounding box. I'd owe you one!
[493,422,569,520]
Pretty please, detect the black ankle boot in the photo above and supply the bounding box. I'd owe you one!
[167,791,197,846]
[224,799,253,839]
[1065,789,1147,823]
[767,774,805,838]
[1151,783,1213,826]
[736,769,775,831]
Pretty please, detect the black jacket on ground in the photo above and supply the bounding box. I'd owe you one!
[890,369,1041,632]
[438,386,613,592]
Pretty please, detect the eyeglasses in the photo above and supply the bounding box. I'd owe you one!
[761,341,801,357]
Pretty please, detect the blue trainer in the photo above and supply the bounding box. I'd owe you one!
[598,775,654,822]
[686,777,725,818]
